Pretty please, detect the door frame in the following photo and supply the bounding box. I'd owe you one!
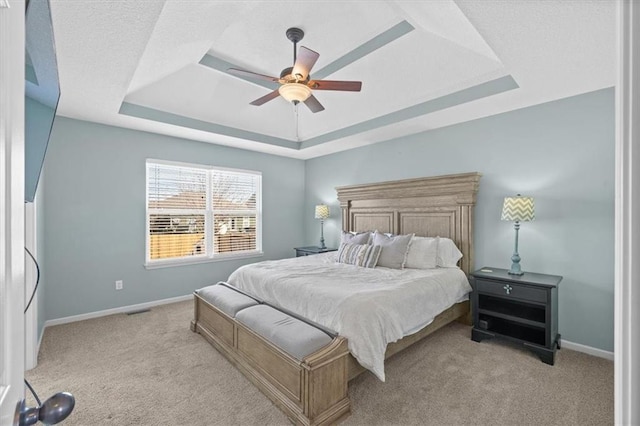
[0,0,26,424]
[615,1,640,424]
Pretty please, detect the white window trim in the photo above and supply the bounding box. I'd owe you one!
[144,250,264,270]
[144,159,263,269]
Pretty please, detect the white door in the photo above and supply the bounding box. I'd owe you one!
[0,1,26,424]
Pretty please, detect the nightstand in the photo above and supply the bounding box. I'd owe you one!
[470,267,562,365]
[294,246,337,257]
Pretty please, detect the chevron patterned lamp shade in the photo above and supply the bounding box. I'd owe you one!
[501,196,535,222]
[314,204,330,219]
[501,194,534,275]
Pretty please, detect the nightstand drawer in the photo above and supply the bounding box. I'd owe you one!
[475,278,547,303]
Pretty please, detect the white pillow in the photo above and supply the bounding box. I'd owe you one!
[405,236,438,269]
[341,230,371,245]
[372,231,414,269]
[437,237,463,267]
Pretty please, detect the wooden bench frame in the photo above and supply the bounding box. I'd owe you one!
[191,292,469,425]
[191,294,351,426]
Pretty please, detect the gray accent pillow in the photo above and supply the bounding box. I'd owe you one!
[372,231,414,269]
[361,244,382,268]
[336,243,382,269]
[341,230,371,245]
[336,242,369,266]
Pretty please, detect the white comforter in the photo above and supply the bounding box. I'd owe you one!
[227,252,471,381]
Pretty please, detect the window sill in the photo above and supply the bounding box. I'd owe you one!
[144,251,264,270]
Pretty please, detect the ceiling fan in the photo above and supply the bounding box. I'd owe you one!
[228,27,362,113]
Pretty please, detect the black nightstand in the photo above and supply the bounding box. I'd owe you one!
[470,267,562,365]
[294,246,337,257]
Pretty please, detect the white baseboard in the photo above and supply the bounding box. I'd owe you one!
[39,296,615,365]
[36,325,44,358]
[561,339,614,361]
[44,294,193,328]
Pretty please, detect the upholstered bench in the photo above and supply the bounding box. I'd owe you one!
[236,304,333,361]
[196,283,260,317]
[191,283,351,426]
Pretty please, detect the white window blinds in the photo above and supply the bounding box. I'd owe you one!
[146,160,261,266]
[212,171,259,254]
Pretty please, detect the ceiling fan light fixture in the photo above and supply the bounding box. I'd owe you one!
[278,83,311,103]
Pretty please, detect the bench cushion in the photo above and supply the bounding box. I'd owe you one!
[197,284,259,318]
[236,305,333,361]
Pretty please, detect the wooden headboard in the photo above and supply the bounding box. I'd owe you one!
[336,172,481,275]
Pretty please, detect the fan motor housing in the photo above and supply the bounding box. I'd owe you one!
[280,67,293,79]
[280,66,309,83]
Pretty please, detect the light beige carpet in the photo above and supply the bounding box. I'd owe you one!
[26,301,613,425]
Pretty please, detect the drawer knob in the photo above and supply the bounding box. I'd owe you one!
[503,284,513,295]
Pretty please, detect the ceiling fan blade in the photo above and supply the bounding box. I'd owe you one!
[250,90,280,106]
[228,68,280,83]
[309,80,362,92]
[292,46,319,81]
[303,95,325,113]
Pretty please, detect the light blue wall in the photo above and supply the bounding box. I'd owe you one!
[25,96,56,202]
[304,88,615,352]
[42,117,305,319]
[40,88,615,353]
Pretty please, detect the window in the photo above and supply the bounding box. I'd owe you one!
[146,160,262,267]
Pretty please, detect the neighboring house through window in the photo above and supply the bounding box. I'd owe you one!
[145,159,262,268]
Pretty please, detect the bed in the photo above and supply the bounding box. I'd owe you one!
[228,252,471,381]
[191,172,480,424]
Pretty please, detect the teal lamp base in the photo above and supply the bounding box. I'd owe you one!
[319,220,326,250]
[508,267,524,276]
[508,253,524,276]
[508,222,524,276]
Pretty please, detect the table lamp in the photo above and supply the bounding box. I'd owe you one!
[501,194,535,275]
[314,204,330,250]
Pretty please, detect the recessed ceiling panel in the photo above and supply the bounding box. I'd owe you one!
[125,8,507,145]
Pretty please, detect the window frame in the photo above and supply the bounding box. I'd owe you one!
[145,159,263,269]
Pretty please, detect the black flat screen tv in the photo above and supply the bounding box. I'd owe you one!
[25,0,59,203]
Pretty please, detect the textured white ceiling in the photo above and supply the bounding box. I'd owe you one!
[48,0,616,160]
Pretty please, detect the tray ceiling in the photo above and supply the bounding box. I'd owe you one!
[48,0,615,159]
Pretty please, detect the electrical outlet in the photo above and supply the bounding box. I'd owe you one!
[115,280,123,290]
